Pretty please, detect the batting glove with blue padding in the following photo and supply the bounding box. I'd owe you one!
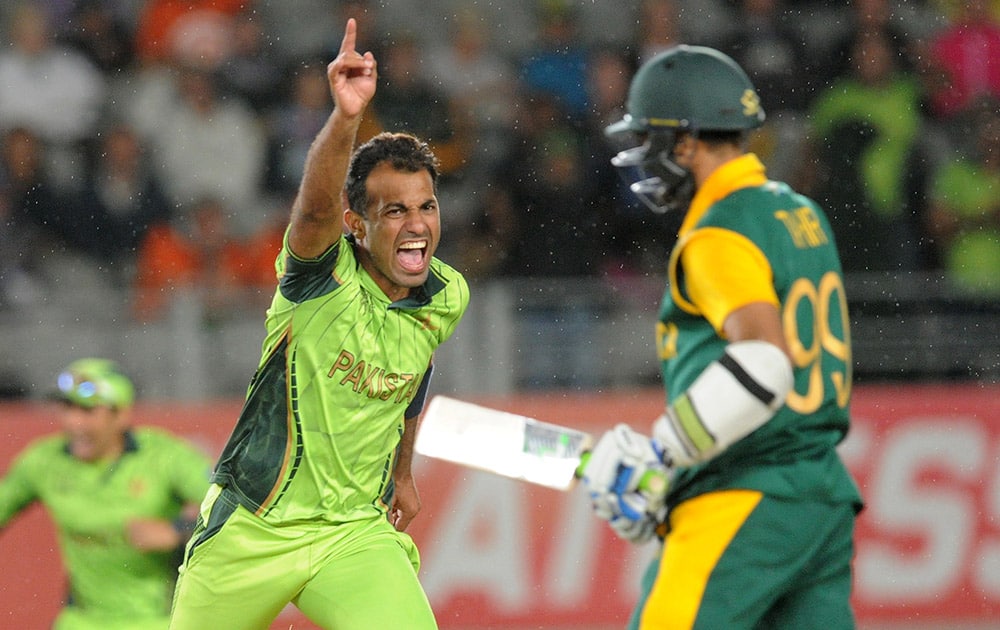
[582,423,671,543]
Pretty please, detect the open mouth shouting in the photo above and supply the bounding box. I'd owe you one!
[397,239,429,274]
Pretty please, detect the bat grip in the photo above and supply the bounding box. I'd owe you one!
[575,452,669,496]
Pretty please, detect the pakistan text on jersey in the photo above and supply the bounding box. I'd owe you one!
[328,349,423,403]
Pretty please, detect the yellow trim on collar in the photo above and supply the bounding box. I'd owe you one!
[669,153,774,322]
[678,153,768,237]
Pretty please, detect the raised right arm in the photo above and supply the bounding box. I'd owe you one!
[287,18,377,259]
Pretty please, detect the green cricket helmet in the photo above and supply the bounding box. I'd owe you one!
[53,358,135,409]
[606,45,765,213]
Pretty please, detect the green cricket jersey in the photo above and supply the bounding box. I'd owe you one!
[0,428,211,621]
[211,233,470,524]
[659,155,862,509]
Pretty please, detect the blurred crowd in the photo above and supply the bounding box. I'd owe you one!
[3,0,1000,325]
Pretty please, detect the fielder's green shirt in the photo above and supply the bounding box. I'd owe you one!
[0,428,211,622]
[660,154,862,510]
[211,233,470,524]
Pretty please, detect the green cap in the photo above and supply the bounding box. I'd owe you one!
[53,358,135,409]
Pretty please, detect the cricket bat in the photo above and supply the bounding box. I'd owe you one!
[415,395,666,494]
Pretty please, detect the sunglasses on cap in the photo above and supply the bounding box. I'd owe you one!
[56,371,114,408]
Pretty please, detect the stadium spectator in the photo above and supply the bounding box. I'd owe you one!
[132,63,268,233]
[263,57,333,198]
[586,46,636,141]
[0,126,73,257]
[520,0,592,120]
[0,358,211,629]
[133,0,244,67]
[0,126,51,309]
[718,0,811,115]
[716,0,813,181]
[423,7,520,178]
[71,122,173,275]
[813,0,918,94]
[631,0,687,64]
[216,8,285,114]
[924,0,1000,122]
[58,0,135,75]
[0,120,168,275]
[0,1,107,188]
[132,196,272,323]
[803,27,932,273]
[365,31,472,179]
[486,92,607,388]
[236,208,285,290]
[925,97,1000,297]
[491,93,604,279]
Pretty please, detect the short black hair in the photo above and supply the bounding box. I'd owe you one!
[345,132,440,216]
[695,129,745,146]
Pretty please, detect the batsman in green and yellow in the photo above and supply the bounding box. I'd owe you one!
[581,45,864,629]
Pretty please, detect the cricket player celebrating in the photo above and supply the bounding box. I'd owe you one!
[167,18,469,630]
[581,46,864,629]
[0,358,211,630]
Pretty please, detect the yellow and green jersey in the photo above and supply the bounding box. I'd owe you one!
[0,429,211,622]
[659,154,861,509]
[211,234,469,524]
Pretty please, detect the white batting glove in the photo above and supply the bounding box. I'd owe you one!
[582,424,670,543]
[592,493,664,544]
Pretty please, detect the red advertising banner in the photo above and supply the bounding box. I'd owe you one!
[2,384,999,628]
[845,383,1000,624]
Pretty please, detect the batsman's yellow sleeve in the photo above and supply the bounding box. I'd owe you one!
[679,227,779,333]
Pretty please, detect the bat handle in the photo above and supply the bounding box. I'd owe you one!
[639,468,669,496]
[575,452,670,496]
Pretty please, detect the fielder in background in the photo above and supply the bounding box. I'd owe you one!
[167,18,469,630]
[581,46,863,629]
[0,358,211,630]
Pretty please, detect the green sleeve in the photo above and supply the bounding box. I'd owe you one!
[163,435,213,505]
[0,443,44,527]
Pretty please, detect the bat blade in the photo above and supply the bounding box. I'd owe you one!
[415,396,593,491]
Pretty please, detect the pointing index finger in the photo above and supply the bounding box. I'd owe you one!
[340,17,357,55]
